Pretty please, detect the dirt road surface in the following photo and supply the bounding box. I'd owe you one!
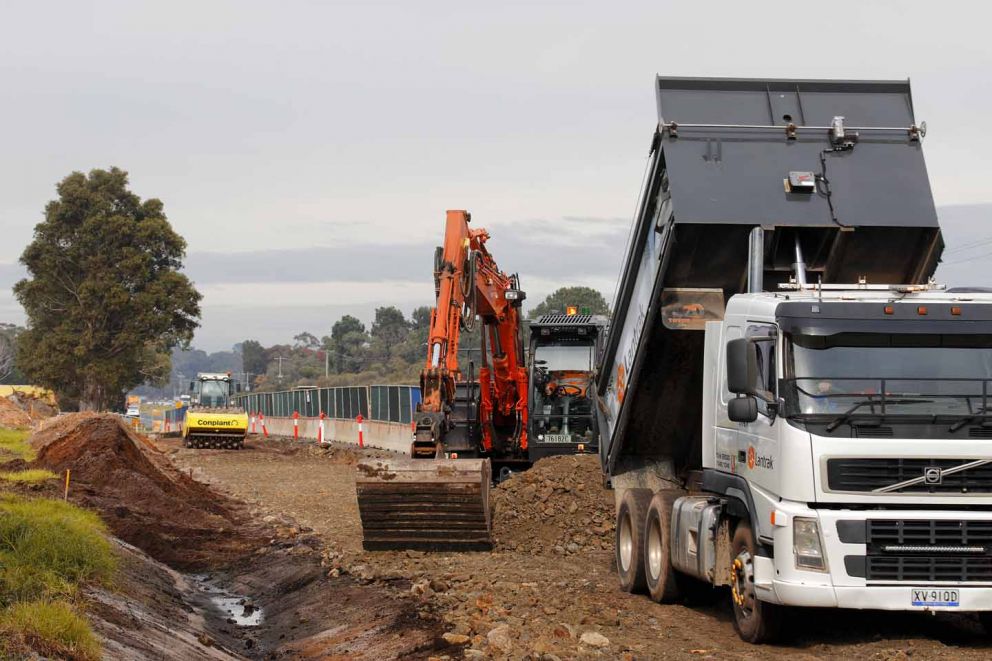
[166,437,992,660]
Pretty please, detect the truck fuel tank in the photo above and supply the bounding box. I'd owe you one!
[671,495,722,584]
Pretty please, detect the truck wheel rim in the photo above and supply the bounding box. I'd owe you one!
[619,514,633,572]
[647,515,663,581]
[731,551,754,616]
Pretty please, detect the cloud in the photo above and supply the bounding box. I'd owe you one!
[183,215,631,286]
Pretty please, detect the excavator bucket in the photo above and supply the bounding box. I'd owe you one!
[355,458,492,551]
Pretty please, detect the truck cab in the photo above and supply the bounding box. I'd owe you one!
[706,286,992,621]
[527,312,607,461]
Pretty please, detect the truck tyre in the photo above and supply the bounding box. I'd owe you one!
[615,488,652,593]
[644,491,681,603]
[730,521,782,643]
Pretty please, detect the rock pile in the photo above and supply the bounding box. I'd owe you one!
[492,454,614,555]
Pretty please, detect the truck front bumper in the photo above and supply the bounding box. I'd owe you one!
[753,503,992,611]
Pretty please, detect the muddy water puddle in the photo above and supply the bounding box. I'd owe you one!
[191,574,264,627]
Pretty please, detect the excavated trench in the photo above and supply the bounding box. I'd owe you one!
[30,414,446,659]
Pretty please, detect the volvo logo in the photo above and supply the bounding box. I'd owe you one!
[923,466,943,485]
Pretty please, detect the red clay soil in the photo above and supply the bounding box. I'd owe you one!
[33,414,264,571]
[0,396,32,428]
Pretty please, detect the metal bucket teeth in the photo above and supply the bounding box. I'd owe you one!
[356,458,492,551]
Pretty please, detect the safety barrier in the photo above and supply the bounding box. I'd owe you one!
[237,385,421,424]
[234,385,421,454]
[138,404,188,433]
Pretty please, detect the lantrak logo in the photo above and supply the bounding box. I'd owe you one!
[747,446,774,470]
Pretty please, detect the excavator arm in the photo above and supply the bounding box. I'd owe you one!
[414,209,528,459]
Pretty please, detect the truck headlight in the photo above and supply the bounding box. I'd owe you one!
[793,517,827,571]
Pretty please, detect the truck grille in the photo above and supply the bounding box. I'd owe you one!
[866,556,992,582]
[861,520,992,583]
[868,519,992,547]
[827,458,992,493]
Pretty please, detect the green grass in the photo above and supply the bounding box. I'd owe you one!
[0,429,33,462]
[0,497,113,658]
[0,599,100,660]
[0,469,57,484]
[0,496,115,604]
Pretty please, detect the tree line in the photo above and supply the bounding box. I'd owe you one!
[6,167,610,408]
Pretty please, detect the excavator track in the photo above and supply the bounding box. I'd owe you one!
[356,458,492,551]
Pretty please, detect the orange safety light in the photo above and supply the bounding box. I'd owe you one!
[951,306,962,316]
[884,305,894,315]
[566,306,578,316]
[917,306,928,315]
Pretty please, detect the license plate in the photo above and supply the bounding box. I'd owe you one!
[912,588,959,607]
[541,434,573,444]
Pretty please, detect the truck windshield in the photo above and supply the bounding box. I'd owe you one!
[199,380,229,408]
[784,333,992,420]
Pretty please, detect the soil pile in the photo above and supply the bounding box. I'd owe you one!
[33,414,264,570]
[492,454,614,555]
[0,391,58,429]
[0,397,33,429]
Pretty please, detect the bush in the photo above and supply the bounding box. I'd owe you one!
[0,469,57,484]
[0,496,115,604]
[0,429,32,462]
[0,599,100,660]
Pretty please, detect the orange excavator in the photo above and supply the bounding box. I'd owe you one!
[355,210,529,551]
[414,209,529,465]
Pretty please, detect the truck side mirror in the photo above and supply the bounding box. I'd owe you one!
[188,381,195,392]
[726,338,759,395]
[236,383,242,393]
[728,396,758,423]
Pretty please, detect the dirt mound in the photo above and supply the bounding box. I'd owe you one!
[0,396,32,428]
[33,414,264,570]
[0,391,58,429]
[492,454,614,555]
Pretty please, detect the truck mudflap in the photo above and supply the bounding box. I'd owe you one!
[355,458,492,551]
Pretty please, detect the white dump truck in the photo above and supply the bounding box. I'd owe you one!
[597,76,992,642]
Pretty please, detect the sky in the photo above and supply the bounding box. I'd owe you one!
[1,1,992,351]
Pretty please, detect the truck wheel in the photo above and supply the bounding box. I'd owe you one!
[615,488,652,593]
[730,522,782,643]
[979,612,992,634]
[644,491,681,603]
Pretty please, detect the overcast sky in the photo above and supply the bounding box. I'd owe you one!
[2,1,992,351]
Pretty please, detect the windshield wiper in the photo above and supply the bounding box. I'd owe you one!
[826,397,933,432]
[949,406,992,432]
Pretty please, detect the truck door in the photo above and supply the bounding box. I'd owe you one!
[736,324,779,492]
[713,325,742,474]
